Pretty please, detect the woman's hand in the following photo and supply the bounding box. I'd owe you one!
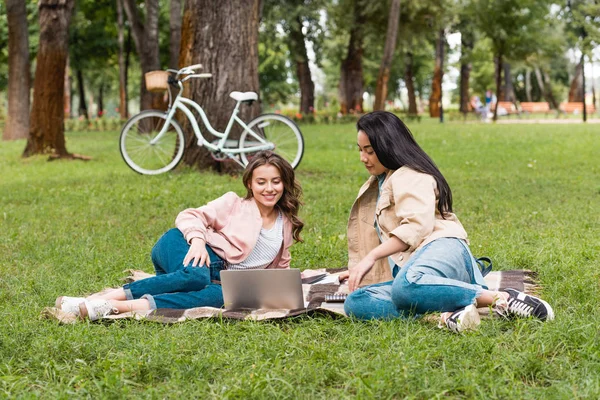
[348,254,376,292]
[183,238,210,267]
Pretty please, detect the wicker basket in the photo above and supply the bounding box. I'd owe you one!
[145,71,169,92]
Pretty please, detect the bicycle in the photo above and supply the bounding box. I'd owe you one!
[119,64,304,175]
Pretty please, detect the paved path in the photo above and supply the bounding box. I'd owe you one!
[495,118,600,124]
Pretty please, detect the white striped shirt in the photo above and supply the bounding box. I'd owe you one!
[227,212,283,270]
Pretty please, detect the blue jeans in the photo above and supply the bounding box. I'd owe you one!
[123,228,226,309]
[344,238,488,320]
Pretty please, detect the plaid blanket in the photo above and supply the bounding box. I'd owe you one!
[42,268,540,324]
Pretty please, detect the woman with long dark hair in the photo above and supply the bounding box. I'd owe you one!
[55,151,304,320]
[340,111,553,332]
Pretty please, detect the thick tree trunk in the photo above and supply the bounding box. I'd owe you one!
[503,62,515,102]
[288,15,314,114]
[179,0,261,172]
[373,0,401,111]
[404,51,417,115]
[117,0,129,119]
[123,0,164,112]
[493,52,503,122]
[459,29,474,115]
[24,0,75,157]
[568,59,583,103]
[339,1,365,114]
[525,69,532,102]
[4,0,30,141]
[169,0,182,70]
[429,29,445,118]
[76,69,88,120]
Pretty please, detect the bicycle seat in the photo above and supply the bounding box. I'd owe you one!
[230,91,258,102]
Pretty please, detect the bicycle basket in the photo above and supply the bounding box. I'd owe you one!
[144,71,169,92]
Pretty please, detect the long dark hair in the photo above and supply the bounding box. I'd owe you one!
[242,151,304,242]
[357,111,453,217]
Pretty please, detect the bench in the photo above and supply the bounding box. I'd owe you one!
[559,102,596,114]
[492,101,520,117]
[520,102,552,116]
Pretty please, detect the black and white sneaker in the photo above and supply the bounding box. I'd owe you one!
[496,288,554,321]
[442,304,481,333]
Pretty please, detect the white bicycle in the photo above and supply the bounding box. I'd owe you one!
[119,64,304,175]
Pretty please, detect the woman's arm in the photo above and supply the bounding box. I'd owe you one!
[348,236,408,291]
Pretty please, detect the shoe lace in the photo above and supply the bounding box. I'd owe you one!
[507,298,533,317]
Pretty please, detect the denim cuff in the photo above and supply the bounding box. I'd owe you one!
[123,286,134,301]
[141,294,157,310]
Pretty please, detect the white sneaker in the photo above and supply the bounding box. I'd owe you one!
[79,299,119,321]
[55,296,85,315]
[442,304,481,333]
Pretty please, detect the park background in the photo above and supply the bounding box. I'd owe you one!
[1,0,600,398]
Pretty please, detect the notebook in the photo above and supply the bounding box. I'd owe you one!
[220,269,306,310]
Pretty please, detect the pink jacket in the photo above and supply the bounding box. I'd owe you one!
[175,192,293,269]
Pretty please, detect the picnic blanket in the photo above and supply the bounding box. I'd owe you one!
[42,268,540,324]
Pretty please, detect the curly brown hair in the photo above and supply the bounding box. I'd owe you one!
[242,151,304,242]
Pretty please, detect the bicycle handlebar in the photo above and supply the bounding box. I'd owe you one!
[181,73,212,82]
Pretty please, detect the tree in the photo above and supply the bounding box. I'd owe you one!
[373,0,401,111]
[122,0,163,112]
[262,0,324,114]
[116,0,129,119]
[471,0,552,121]
[429,28,446,118]
[169,0,182,70]
[339,0,367,114]
[24,0,76,158]
[3,0,30,141]
[458,26,474,114]
[178,0,261,172]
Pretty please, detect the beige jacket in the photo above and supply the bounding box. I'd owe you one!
[347,167,468,286]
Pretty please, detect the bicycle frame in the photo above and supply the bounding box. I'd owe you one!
[149,78,274,165]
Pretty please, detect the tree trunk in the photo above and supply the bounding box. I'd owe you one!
[404,51,417,115]
[429,29,445,118]
[373,0,401,111]
[581,52,586,122]
[535,67,559,110]
[4,0,30,141]
[503,62,515,102]
[123,0,164,112]
[179,0,261,172]
[568,58,583,102]
[288,15,314,114]
[339,1,365,114]
[494,55,505,101]
[117,0,129,119]
[493,52,502,122]
[97,83,104,118]
[459,29,474,115]
[169,0,182,70]
[76,69,88,120]
[525,69,532,102]
[24,0,75,157]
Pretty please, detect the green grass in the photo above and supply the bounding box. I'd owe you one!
[1,120,599,398]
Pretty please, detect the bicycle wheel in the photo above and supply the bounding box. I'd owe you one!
[239,114,304,169]
[119,110,186,175]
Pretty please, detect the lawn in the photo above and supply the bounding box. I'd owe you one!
[0,119,599,398]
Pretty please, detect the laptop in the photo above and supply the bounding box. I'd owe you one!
[220,269,306,310]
